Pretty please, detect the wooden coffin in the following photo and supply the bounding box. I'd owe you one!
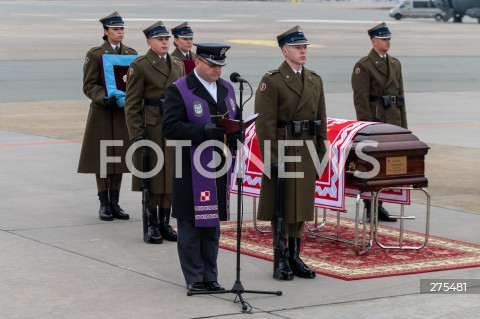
[345,123,429,191]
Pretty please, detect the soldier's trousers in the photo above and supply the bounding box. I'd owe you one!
[95,173,122,192]
[148,193,172,209]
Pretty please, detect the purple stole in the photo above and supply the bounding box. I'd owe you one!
[175,75,237,227]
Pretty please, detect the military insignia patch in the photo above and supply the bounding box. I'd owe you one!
[259,83,267,92]
[85,57,89,65]
[128,67,134,76]
[354,67,361,75]
[193,101,204,117]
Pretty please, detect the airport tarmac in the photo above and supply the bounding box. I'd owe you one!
[1,1,479,318]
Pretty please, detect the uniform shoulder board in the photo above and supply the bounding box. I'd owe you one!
[308,69,320,78]
[88,47,102,54]
[359,56,369,64]
[171,56,183,64]
[265,69,279,76]
[134,55,147,64]
[125,46,138,54]
[390,56,400,63]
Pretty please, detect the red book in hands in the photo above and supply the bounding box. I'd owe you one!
[217,113,260,136]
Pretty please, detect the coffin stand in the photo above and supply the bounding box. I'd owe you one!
[307,123,431,254]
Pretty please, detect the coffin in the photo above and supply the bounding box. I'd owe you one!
[345,123,429,191]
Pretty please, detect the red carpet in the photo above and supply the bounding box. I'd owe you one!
[219,218,480,280]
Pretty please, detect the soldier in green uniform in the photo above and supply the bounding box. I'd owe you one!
[351,22,408,222]
[124,21,185,244]
[78,11,136,222]
[170,22,197,61]
[255,26,328,281]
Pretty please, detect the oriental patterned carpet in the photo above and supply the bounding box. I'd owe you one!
[218,218,480,280]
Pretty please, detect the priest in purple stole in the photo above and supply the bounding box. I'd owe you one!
[163,43,239,294]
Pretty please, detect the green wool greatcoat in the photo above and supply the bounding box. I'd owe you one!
[124,49,185,193]
[351,48,408,129]
[170,47,196,61]
[78,41,137,174]
[254,61,328,223]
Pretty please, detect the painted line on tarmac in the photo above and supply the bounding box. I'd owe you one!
[278,19,398,24]
[228,39,323,48]
[0,140,81,147]
[410,123,480,130]
[67,18,233,23]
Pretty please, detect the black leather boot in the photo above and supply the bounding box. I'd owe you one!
[273,238,294,281]
[144,208,162,244]
[158,208,177,242]
[288,237,316,279]
[109,189,129,220]
[378,201,397,222]
[98,191,113,221]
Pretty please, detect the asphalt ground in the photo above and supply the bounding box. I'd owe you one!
[1,1,479,318]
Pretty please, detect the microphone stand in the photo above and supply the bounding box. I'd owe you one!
[188,79,282,312]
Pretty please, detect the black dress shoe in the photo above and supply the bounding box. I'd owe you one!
[204,281,225,291]
[187,282,206,292]
[378,205,397,222]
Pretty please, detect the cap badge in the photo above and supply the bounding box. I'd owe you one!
[193,101,204,117]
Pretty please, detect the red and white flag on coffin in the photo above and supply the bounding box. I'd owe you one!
[230,118,410,211]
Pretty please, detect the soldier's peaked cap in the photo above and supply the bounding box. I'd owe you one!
[172,22,194,38]
[99,11,125,28]
[143,21,170,39]
[194,43,230,66]
[368,22,393,39]
[277,25,309,48]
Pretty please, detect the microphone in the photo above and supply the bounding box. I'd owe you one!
[230,72,248,83]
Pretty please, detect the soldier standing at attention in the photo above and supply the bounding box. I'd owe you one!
[78,11,136,222]
[124,21,185,244]
[254,26,328,281]
[351,22,407,222]
[170,22,197,61]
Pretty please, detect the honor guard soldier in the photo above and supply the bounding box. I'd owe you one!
[78,11,136,222]
[170,22,196,61]
[254,26,328,281]
[163,43,239,293]
[124,21,185,244]
[351,22,408,222]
